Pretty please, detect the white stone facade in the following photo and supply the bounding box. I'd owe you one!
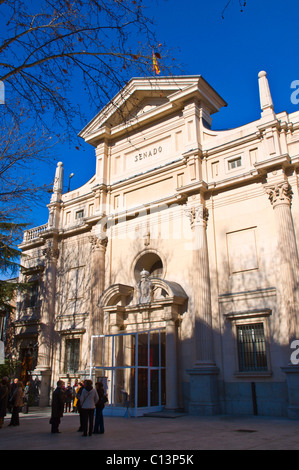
[16,72,299,417]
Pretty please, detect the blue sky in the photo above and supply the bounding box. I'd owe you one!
[27,0,299,227]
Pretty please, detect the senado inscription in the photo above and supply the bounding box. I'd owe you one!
[134,146,162,162]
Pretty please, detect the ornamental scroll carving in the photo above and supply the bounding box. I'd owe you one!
[265,182,293,207]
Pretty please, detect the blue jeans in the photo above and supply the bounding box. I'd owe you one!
[94,407,104,434]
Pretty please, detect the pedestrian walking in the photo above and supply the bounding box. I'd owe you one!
[75,381,84,431]
[79,379,98,437]
[23,381,31,414]
[50,380,65,433]
[94,381,108,434]
[8,378,18,412]
[0,377,9,428]
[65,382,73,413]
[72,379,79,412]
[9,382,24,426]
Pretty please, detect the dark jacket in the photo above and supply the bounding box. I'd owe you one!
[0,383,9,418]
[95,385,108,410]
[51,386,65,418]
[11,386,24,408]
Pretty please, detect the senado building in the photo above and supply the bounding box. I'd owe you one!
[16,72,299,418]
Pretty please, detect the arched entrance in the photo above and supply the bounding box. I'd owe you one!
[90,277,188,416]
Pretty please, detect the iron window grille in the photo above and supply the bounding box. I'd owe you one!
[64,338,80,374]
[237,323,268,372]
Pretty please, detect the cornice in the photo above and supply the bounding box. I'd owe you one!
[224,308,272,321]
[110,157,184,191]
[106,193,187,226]
[254,153,291,174]
[203,130,260,156]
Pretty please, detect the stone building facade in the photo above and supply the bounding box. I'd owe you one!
[15,72,299,417]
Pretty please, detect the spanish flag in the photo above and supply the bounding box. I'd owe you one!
[152,50,161,75]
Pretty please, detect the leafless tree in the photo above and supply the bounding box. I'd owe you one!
[0,0,173,137]
[0,105,56,219]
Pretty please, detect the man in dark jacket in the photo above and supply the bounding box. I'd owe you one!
[50,380,65,433]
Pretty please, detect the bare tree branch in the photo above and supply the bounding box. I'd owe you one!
[222,0,247,18]
[0,0,173,135]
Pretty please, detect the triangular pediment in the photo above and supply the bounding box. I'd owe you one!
[79,76,227,145]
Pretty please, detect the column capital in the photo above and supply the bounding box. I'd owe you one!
[184,204,209,230]
[42,245,59,261]
[89,234,108,251]
[265,181,293,207]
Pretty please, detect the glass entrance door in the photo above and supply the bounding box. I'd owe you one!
[132,331,166,407]
[90,328,166,416]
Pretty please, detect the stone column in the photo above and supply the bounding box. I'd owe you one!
[185,201,214,365]
[163,307,179,410]
[185,199,219,415]
[265,180,299,419]
[34,241,59,406]
[109,309,124,407]
[89,235,108,370]
[265,181,299,342]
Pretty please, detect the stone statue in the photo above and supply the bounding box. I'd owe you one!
[138,269,153,304]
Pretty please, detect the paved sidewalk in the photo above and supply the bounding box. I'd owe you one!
[0,407,299,451]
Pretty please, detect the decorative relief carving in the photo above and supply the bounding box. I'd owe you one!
[42,246,59,260]
[138,269,153,304]
[184,204,209,229]
[89,235,108,251]
[265,182,293,207]
[143,231,150,247]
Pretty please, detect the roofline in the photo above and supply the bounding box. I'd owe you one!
[78,74,227,140]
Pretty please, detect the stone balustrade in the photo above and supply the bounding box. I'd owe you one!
[23,223,48,242]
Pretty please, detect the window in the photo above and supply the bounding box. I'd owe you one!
[237,323,267,372]
[228,156,242,170]
[75,210,84,219]
[24,282,39,308]
[64,338,80,374]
